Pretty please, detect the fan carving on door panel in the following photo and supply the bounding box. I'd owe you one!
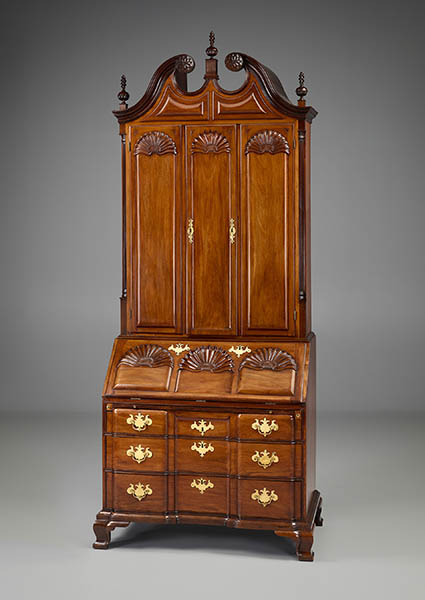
[245,130,290,155]
[191,131,231,154]
[134,131,177,156]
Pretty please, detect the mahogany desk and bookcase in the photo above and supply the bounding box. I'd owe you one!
[93,33,323,561]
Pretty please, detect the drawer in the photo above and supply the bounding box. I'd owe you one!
[108,408,167,435]
[237,412,300,441]
[175,474,229,515]
[175,439,229,474]
[238,479,303,521]
[174,413,231,438]
[238,442,302,478]
[112,473,167,512]
[110,436,167,472]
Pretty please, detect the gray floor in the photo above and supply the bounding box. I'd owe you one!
[1,412,424,599]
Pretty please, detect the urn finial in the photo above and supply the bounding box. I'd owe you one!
[296,72,308,105]
[204,31,219,80]
[206,31,218,57]
[118,74,129,110]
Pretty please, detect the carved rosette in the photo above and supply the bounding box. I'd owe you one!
[175,54,195,73]
[225,52,244,72]
[179,346,234,373]
[191,131,231,154]
[239,348,297,372]
[134,131,177,156]
[245,130,290,155]
[118,344,174,369]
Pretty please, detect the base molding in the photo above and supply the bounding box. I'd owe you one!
[93,491,323,559]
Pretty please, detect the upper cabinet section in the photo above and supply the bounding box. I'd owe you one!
[116,34,316,339]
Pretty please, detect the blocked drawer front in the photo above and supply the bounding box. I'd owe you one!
[237,442,302,478]
[238,479,303,521]
[175,439,229,474]
[113,473,167,512]
[174,413,231,438]
[175,474,229,515]
[111,436,167,472]
[109,408,167,435]
[237,413,300,441]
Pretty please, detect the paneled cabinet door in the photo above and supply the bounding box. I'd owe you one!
[240,124,297,336]
[128,125,183,334]
[185,126,237,336]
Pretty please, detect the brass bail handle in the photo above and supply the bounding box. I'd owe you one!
[187,218,194,244]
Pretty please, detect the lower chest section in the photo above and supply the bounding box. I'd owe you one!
[103,406,306,525]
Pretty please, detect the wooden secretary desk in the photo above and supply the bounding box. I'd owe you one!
[93,33,323,561]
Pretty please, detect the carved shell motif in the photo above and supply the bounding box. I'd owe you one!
[239,348,297,372]
[245,130,290,155]
[134,131,177,156]
[191,131,231,154]
[179,346,234,373]
[118,344,174,369]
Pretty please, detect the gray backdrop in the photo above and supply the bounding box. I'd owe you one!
[1,0,424,414]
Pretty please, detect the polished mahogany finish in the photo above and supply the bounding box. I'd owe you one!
[93,33,322,561]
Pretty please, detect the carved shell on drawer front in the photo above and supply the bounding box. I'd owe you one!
[179,346,234,373]
[239,348,297,372]
[134,131,177,156]
[245,130,290,155]
[118,344,174,369]
[191,131,231,154]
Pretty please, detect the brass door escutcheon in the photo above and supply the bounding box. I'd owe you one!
[191,419,214,436]
[251,449,279,469]
[229,218,236,244]
[191,478,214,494]
[251,417,279,437]
[126,413,153,432]
[126,482,153,501]
[187,218,194,244]
[168,343,190,355]
[251,487,278,507]
[126,445,153,464]
[191,441,214,457]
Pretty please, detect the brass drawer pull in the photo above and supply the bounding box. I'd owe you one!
[229,218,236,244]
[126,445,153,464]
[126,413,152,432]
[251,487,278,507]
[168,343,190,355]
[126,482,153,501]
[191,478,214,494]
[187,218,194,244]
[251,449,279,469]
[251,417,279,437]
[191,419,214,436]
[191,441,214,457]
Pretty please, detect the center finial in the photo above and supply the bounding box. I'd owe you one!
[206,31,218,57]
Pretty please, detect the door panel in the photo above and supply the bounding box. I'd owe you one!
[241,124,296,335]
[186,126,237,336]
[128,125,183,333]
